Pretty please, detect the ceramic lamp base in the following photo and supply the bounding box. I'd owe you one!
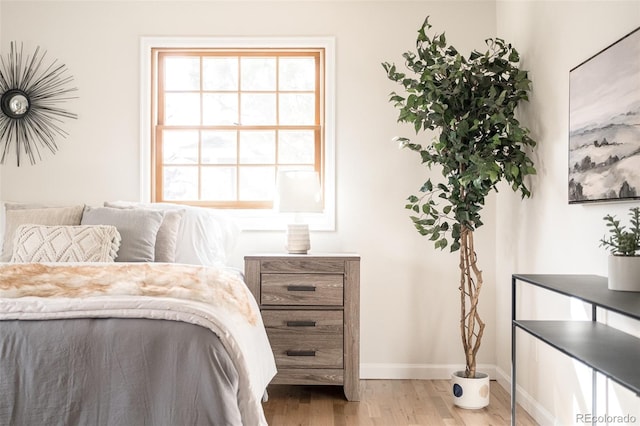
[286,224,311,254]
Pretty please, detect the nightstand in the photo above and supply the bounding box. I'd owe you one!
[244,253,360,401]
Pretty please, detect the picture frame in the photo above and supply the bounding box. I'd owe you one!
[568,26,640,204]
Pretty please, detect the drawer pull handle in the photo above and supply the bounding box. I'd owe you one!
[286,350,316,357]
[286,321,316,327]
[287,285,316,292]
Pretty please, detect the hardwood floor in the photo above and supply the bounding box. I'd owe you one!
[263,380,538,426]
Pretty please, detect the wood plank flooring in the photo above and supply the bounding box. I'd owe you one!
[263,380,538,426]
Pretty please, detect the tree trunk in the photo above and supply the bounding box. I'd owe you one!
[458,226,485,378]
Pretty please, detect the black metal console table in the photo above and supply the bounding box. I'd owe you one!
[511,274,640,426]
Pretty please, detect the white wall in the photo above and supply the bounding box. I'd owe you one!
[0,1,498,379]
[496,1,640,424]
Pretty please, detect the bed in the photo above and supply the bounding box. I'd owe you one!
[0,202,277,426]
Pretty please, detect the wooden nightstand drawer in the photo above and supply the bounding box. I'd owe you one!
[260,258,345,274]
[264,311,344,369]
[262,310,343,334]
[270,342,343,368]
[261,273,343,306]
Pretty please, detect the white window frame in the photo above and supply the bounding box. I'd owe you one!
[140,36,336,231]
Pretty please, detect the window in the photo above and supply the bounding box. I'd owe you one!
[141,37,335,231]
[152,48,324,210]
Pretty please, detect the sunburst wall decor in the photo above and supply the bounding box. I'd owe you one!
[0,41,78,166]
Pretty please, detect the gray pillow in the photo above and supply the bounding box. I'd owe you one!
[103,202,185,263]
[152,209,185,263]
[81,206,164,262]
[2,205,85,262]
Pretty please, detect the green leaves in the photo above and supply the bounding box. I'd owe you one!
[599,207,640,256]
[383,15,537,252]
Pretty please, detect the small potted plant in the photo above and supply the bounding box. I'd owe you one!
[600,206,640,291]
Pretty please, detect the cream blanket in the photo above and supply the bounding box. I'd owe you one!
[0,262,277,426]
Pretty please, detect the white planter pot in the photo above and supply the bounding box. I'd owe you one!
[451,370,490,409]
[608,255,640,292]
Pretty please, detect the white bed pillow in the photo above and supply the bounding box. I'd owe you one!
[81,206,164,262]
[11,224,121,263]
[104,201,239,266]
[1,204,85,262]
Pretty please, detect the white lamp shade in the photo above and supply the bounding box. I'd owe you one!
[276,170,323,213]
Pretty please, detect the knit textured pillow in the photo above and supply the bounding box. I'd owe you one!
[10,225,121,263]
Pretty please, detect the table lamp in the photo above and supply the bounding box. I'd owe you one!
[275,170,323,254]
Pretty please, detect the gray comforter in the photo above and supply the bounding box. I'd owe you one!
[0,263,277,426]
[0,317,242,426]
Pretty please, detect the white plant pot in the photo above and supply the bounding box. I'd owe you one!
[608,255,640,292]
[451,370,490,409]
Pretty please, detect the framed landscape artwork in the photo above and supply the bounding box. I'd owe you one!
[568,26,640,203]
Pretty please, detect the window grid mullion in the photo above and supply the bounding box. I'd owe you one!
[154,48,323,208]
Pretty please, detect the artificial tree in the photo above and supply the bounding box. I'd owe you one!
[382,17,537,379]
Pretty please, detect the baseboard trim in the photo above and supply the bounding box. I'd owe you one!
[360,363,497,380]
[494,366,555,425]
